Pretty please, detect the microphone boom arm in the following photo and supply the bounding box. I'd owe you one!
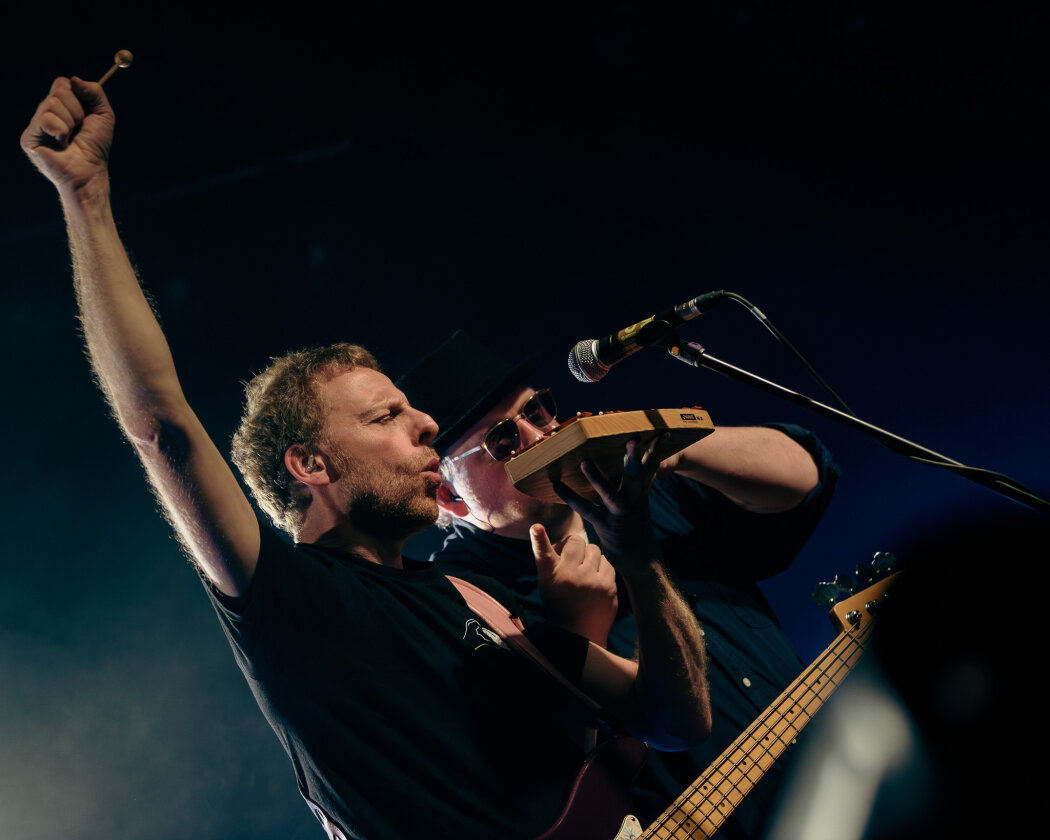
[664,337,1050,516]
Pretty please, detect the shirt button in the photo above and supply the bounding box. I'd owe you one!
[742,677,752,688]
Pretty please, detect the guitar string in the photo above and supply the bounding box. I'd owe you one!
[691,632,868,823]
[718,639,863,788]
[642,578,896,836]
[688,636,865,833]
[644,621,876,838]
[653,631,867,837]
[656,626,872,837]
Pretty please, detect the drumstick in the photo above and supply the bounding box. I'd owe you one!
[98,50,134,85]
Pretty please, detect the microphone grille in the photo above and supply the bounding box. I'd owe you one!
[567,339,604,383]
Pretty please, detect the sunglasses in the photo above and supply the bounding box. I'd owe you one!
[444,389,558,467]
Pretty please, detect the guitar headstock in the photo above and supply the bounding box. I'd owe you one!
[811,551,897,607]
[813,552,900,634]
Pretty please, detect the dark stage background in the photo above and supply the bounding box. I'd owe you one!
[2,3,1046,838]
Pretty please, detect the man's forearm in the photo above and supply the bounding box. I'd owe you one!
[557,440,712,748]
[620,558,711,750]
[64,188,187,444]
[21,76,187,445]
[670,426,819,513]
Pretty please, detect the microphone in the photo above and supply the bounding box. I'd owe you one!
[567,291,726,383]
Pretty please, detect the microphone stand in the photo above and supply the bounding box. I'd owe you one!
[661,335,1050,516]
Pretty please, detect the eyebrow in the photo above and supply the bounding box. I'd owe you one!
[361,392,409,420]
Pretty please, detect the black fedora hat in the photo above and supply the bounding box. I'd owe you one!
[395,331,539,454]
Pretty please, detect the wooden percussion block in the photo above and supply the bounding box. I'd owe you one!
[505,408,715,502]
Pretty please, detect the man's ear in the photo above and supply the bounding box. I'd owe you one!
[284,444,333,486]
[436,482,470,518]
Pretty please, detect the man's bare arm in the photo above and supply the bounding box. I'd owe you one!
[21,76,259,596]
[659,426,820,513]
[574,555,712,752]
[547,438,712,751]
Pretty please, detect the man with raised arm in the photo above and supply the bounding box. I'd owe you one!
[397,331,840,838]
[21,76,711,839]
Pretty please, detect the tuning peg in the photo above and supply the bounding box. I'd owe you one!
[871,551,897,577]
[811,580,843,607]
[812,572,861,606]
[833,572,858,595]
[854,563,876,585]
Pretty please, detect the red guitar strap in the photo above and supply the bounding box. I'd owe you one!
[446,575,605,716]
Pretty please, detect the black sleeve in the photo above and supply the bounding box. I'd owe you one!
[523,621,592,685]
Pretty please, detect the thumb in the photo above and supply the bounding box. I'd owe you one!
[530,524,558,581]
[70,76,112,114]
[69,76,115,151]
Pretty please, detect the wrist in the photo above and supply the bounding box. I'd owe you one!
[60,178,116,235]
[608,544,664,585]
[618,560,683,618]
[59,173,112,211]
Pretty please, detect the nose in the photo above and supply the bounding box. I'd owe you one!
[415,409,439,447]
[517,418,548,448]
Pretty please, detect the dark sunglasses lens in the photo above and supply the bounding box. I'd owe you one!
[524,390,557,428]
[483,419,521,461]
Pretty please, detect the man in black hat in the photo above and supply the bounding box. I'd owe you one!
[397,330,840,838]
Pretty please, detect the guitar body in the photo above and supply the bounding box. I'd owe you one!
[535,736,649,840]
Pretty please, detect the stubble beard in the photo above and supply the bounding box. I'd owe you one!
[348,489,438,540]
[334,452,439,541]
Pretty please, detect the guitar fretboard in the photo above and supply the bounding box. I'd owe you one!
[642,618,876,839]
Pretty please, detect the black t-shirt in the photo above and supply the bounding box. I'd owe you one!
[205,524,590,840]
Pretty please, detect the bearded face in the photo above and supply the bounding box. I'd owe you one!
[330,445,440,541]
[305,367,443,543]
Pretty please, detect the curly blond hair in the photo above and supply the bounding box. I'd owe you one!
[231,343,379,535]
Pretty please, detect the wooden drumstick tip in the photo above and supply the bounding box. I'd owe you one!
[98,50,134,85]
